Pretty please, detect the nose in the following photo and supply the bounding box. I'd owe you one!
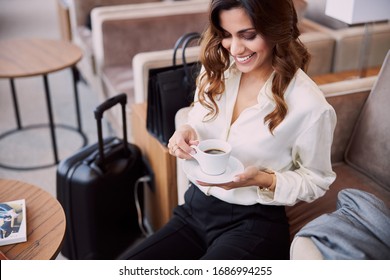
[229,37,245,56]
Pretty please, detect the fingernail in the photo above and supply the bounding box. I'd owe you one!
[233,176,240,182]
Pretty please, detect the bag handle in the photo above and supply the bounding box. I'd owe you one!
[181,33,201,66]
[181,33,201,83]
[172,32,201,66]
[94,93,129,167]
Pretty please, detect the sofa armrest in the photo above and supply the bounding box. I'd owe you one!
[91,0,208,74]
[175,106,192,205]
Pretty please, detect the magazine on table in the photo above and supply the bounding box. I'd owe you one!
[0,199,27,246]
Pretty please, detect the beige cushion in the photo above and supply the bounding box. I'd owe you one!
[299,5,390,72]
[300,30,335,75]
[290,236,323,260]
[91,0,208,73]
[330,23,390,72]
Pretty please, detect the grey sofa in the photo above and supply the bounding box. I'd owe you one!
[289,50,390,259]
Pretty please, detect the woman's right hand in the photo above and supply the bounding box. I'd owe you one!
[167,124,198,159]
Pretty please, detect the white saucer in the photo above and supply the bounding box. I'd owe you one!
[182,156,244,184]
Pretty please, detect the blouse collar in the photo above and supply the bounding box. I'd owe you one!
[227,62,276,108]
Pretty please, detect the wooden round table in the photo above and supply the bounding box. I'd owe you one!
[0,179,66,259]
[0,38,88,170]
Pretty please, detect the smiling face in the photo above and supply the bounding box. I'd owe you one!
[219,8,274,76]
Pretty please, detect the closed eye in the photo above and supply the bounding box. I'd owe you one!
[240,32,257,41]
[221,28,258,41]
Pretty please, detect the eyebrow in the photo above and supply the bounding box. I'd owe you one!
[237,28,256,34]
[221,27,257,35]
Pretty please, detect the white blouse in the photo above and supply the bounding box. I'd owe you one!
[186,66,337,206]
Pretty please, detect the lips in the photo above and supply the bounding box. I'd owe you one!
[236,52,255,63]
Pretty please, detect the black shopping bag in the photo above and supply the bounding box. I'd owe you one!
[147,32,201,145]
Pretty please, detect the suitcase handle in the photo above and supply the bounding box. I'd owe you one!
[94,93,127,119]
[94,93,129,167]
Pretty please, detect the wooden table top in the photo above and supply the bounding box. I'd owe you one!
[0,38,82,78]
[0,179,66,260]
[312,67,381,85]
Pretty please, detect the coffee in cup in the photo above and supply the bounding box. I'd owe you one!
[204,148,225,155]
[191,139,232,175]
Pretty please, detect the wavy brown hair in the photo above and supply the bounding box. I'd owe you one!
[198,0,310,133]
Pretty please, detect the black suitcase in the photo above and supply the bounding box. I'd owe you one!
[56,93,149,260]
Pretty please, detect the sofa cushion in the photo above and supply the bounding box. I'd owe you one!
[300,31,334,75]
[290,236,323,259]
[330,23,390,72]
[101,13,208,68]
[345,51,390,190]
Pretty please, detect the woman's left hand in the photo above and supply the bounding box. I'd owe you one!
[196,166,261,190]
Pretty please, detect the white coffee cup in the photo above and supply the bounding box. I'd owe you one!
[191,139,232,175]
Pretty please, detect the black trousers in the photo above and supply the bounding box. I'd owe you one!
[123,184,290,260]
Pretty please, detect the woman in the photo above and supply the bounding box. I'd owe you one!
[126,0,336,260]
